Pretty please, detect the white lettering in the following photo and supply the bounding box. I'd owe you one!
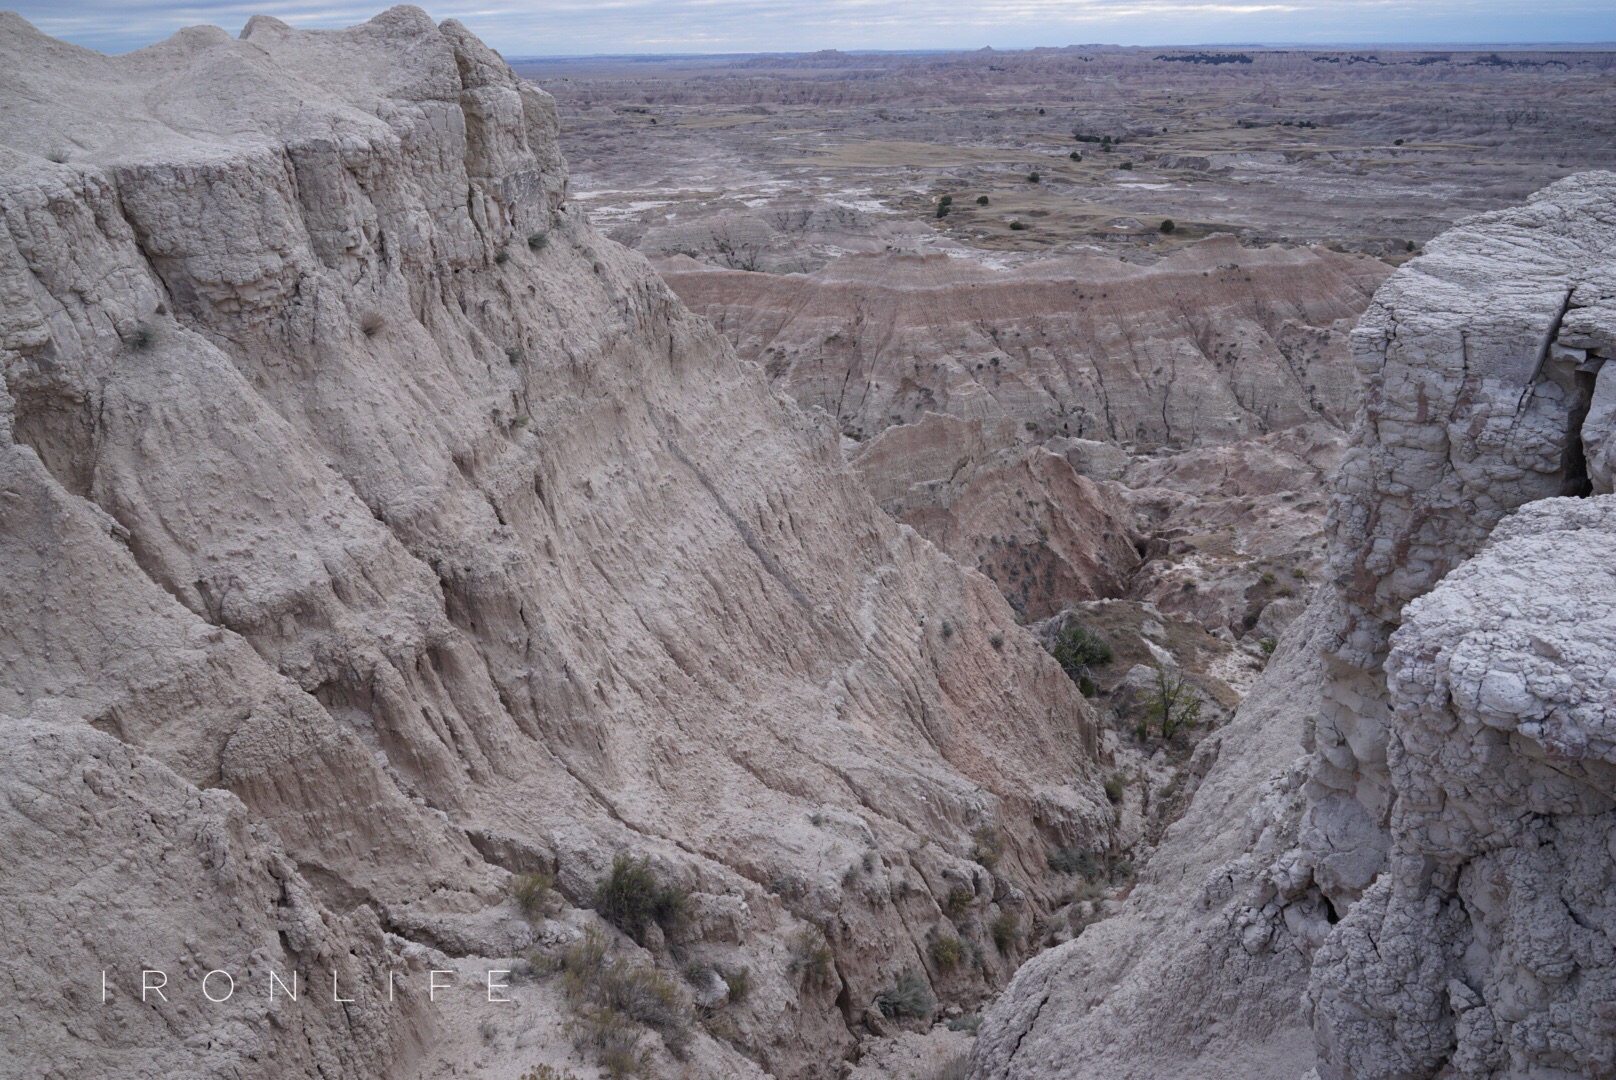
[429,969,453,1001]
[202,970,235,1003]
[141,970,168,1002]
[332,971,354,1003]
[487,970,510,1003]
[268,969,298,1002]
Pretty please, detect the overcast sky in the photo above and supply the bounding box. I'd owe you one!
[15,1,1616,57]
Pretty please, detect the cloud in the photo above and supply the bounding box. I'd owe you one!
[10,0,1616,56]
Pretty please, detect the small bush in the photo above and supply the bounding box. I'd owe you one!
[573,1006,647,1078]
[1027,171,1040,183]
[522,1066,583,1080]
[1009,220,1029,231]
[1139,667,1203,742]
[124,324,157,352]
[359,311,386,338]
[941,620,955,640]
[593,854,688,944]
[976,195,990,205]
[514,871,559,919]
[561,928,691,1055]
[495,248,510,265]
[1104,772,1126,804]
[1394,138,1404,146]
[1260,637,1278,656]
[1160,219,1175,233]
[989,633,1005,650]
[1260,570,1278,586]
[1069,151,1082,161]
[936,203,951,218]
[938,194,954,206]
[991,910,1019,953]
[1048,847,1102,878]
[971,826,1003,870]
[1119,161,1134,171]
[944,885,974,920]
[945,1012,982,1034]
[1049,623,1112,685]
[930,935,965,971]
[1406,240,1417,252]
[724,966,750,1004]
[876,970,933,1019]
[790,929,835,989]
[528,232,549,250]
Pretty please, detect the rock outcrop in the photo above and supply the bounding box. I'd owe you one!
[971,173,1616,1080]
[0,10,1112,1077]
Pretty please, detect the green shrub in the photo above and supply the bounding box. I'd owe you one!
[971,826,1003,870]
[989,633,1005,650]
[1405,240,1416,252]
[572,1006,647,1078]
[724,966,750,1004]
[944,885,974,920]
[945,1012,982,1034]
[522,1066,583,1080]
[1048,847,1102,878]
[1009,220,1029,231]
[991,910,1019,953]
[790,929,835,989]
[976,195,990,205]
[1049,623,1112,685]
[125,323,157,351]
[593,854,689,944]
[876,970,933,1018]
[936,203,950,218]
[505,345,525,363]
[1139,667,1202,742]
[1159,219,1175,233]
[939,194,954,206]
[514,871,559,919]
[1104,772,1126,804]
[1260,637,1278,656]
[930,935,965,971]
[1027,171,1040,183]
[1119,161,1134,170]
[495,248,510,264]
[528,232,549,249]
[560,928,691,1055]
[941,620,954,639]
[1069,151,1082,161]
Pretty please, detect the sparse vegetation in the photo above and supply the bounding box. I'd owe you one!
[1009,220,1028,230]
[876,970,933,1019]
[495,248,510,264]
[124,323,157,352]
[359,311,386,338]
[1048,846,1102,878]
[593,854,689,945]
[989,632,1005,650]
[1160,219,1175,233]
[976,194,990,205]
[945,1013,983,1034]
[1103,771,1126,804]
[1048,622,1113,692]
[506,345,525,363]
[528,231,549,249]
[560,928,691,1060]
[514,871,559,919]
[790,929,835,990]
[723,966,750,1004]
[1119,161,1134,170]
[522,1065,584,1080]
[1260,637,1278,656]
[944,884,974,920]
[1138,666,1203,742]
[941,620,955,639]
[930,934,965,971]
[991,910,1019,953]
[971,826,1003,870]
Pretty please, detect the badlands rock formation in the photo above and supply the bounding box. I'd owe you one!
[972,172,1616,1079]
[0,10,1114,1078]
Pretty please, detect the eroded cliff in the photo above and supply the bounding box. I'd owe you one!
[0,10,1113,1077]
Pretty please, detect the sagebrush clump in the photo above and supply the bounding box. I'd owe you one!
[876,970,933,1018]
[593,854,689,944]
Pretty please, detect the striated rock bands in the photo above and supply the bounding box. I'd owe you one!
[0,9,1114,1077]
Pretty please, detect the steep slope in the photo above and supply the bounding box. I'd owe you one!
[0,10,1111,1077]
[971,172,1616,1080]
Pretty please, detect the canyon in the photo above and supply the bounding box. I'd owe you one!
[0,9,1613,1080]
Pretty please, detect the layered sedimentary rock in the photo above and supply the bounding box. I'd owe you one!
[0,10,1112,1077]
[972,172,1616,1080]
[661,239,1388,448]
